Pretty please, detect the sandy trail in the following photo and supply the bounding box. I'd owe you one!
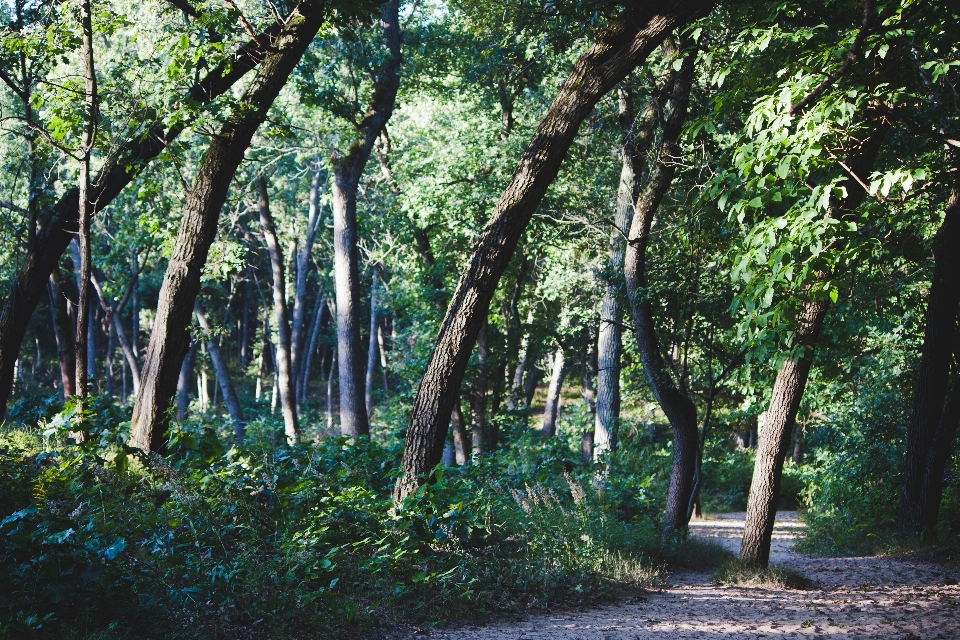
[408,512,960,639]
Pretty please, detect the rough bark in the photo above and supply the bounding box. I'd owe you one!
[899,168,960,536]
[0,18,291,419]
[47,268,76,398]
[469,321,490,453]
[395,1,713,500]
[623,46,696,537]
[332,0,400,438]
[595,84,640,460]
[292,167,323,381]
[130,2,328,453]
[920,346,960,533]
[740,120,890,567]
[739,299,828,565]
[258,176,299,443]
[195,303,246,442]
[541,346,568,438]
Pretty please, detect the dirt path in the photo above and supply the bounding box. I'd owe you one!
[411,512,960,639]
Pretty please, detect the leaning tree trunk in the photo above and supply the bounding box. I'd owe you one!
[739,299,828,566]
[623,46,697,538]
[394,0,714,501]
[0,19,282,419]
[47,268,76,398]
[740,120,889,568]
[195,303,246,442]
[130,1,329,454]
[541,346,568,437]
[331,0,400,438]
[298,289,326,400]
[258,176,299,443]
[899,166,960,536]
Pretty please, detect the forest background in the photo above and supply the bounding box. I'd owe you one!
[0,0,958,637]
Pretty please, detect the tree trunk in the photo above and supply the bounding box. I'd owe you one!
[47,268,76,398]
[469,320,490,452]
[899,167,960,536]
[332,0,400,439]
[176,341,195,422]
[90,273,141,393]
[365,275,379,419]
[394,1,714,501]
[326,348,337,430]
[258,176,299,444]
[298,290,326,400]
[195,303,246,442]
[131,249,139,360]
[595,84,639,460]
[541,346,567,437]
[508,310,534,409]
[292,167,323,381]
[740,299,828,566]
[451,396,470,464]
[130,3,329,454]
[740,121,889,567]
[74,0,96,399]
[378,316,390,391]
[0,16,281,419]
[623,46,697,537]
[920,351,960,533]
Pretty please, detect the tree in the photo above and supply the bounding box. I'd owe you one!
[395,0,715,501]
[129,0,335,453]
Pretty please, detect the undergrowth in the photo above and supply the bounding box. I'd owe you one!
[0,401,664,639]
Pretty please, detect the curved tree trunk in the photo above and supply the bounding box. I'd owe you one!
[130,2,329,454]
[0,20,283,419]
[623,46,697,538]
[394,1,714,501]
[195,303,246,442]
[292,167,323,382]
[740,120,889,568]
[899,167,960,536]
[258,176,299,443]
[332,0,400,438]
[298,290,326,400]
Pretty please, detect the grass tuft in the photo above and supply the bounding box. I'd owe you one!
[712,558,814,590]
[670,538,735,571]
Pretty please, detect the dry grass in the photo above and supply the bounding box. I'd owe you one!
[669,538,735,571]
[712,558,813,590]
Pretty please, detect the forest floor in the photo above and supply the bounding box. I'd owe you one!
[394,512,960,639]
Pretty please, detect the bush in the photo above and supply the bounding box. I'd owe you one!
[0,406,664,638]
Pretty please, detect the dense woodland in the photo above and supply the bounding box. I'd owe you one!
[0,0,958,636]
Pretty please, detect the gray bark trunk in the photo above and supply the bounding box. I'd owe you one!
[195,303,246,442]
[47,268,76,398]
[623,46,697,538]
[365,276,379,419]
[332,0,400,438]
[394,1,715,501]
[176,341,195,422]
[298,290,325,400]
[258,176,299,443]
[130,2,328,453]
[451,396,470,464]
[292,167,323,380]
[541,346,567,437]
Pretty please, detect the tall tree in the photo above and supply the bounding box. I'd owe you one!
[395,0,715,501]
[623,43,696,536]
[328,0,400,438]
[195,302,246,442]
[129,0,334,453]
[258,176,299,443]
